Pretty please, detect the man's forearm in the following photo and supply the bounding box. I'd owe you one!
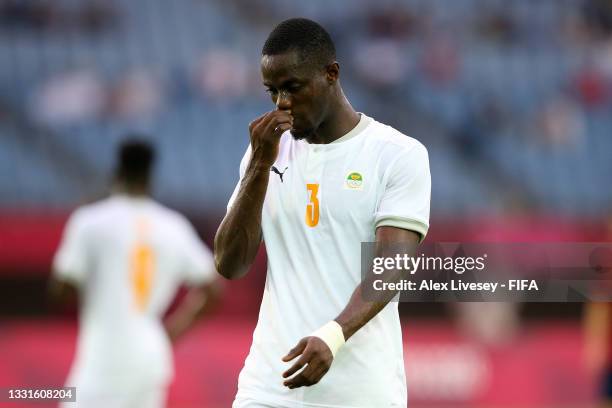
[214,158,270,279]
[47,276,79,308]
[334,268,403,340]
[334,227,419,340]
[165,283,219,343]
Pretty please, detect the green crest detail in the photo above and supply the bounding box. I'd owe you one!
[346,172,363,189]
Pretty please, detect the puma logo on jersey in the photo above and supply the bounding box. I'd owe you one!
[271,166,288,183]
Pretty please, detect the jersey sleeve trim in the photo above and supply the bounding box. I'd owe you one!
[375,215,429,243]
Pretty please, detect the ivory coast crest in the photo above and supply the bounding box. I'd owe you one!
[345,172,363,190]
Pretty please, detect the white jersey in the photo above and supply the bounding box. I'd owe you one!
[53,195,215,393]
[229,114,431,407]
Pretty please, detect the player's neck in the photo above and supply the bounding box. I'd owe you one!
[308,94,360,145]
[113,183,150,198]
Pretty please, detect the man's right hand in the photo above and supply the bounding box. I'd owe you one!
[214,110,291,280]
[249,110,293,167]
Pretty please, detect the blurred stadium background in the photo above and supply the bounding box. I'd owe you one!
[1,0,611,407]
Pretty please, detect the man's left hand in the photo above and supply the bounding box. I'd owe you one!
[282,336,333,389]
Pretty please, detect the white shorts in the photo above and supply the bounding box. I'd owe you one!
[60,385,167,408]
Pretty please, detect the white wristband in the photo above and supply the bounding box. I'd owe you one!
[310,321,345,357]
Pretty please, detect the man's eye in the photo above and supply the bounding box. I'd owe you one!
[266,88,277,95]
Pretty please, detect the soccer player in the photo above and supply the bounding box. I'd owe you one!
[584,302,612,408]
[49,139,220,408]
[215,18,431,408]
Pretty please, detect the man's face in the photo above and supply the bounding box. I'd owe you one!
[261,50,332,140]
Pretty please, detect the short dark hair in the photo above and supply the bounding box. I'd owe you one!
[262,18,336,68]
[116,138,155,185]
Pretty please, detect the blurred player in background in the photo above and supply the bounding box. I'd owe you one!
[49,139,220,408]
[584,301,612,408]
[215,18,430,407]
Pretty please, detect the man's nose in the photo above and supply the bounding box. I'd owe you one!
[276,90,291,111]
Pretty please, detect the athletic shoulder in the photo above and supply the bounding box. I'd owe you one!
[147,201,195,232]
[367,117,428,156]
[67,196,117,227]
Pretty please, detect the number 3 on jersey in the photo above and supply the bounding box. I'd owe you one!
[131,243,154,311]
[305,183,320,227]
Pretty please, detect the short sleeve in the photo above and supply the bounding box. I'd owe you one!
[53,210,90,285]
[180,220,216,286]
[226,145,252,212]
[375,143,431,242]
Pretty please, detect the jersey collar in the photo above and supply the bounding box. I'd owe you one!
[330,113,371,144]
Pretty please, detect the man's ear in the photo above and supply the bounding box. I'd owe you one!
[326,62,340,83]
